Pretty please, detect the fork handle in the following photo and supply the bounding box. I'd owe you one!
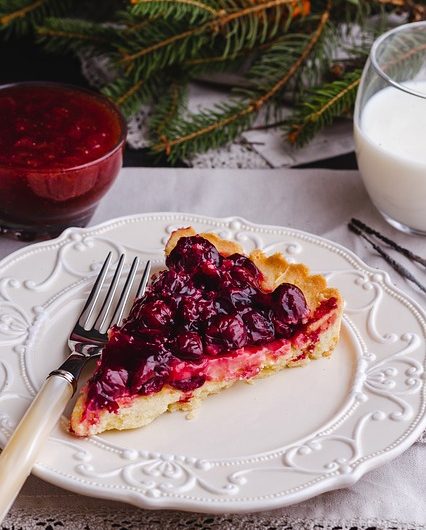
[0,374,73,523]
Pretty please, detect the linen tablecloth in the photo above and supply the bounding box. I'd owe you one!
[2,168,425,530]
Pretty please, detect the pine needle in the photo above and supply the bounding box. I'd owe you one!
[284,69,362,146]
[151,4,331,160]
[102,76,160,118]
[117,0,302,78]
[37,18,118,54]
[149,80,188,141]
[131,0,221,22]
[0,0,74,36]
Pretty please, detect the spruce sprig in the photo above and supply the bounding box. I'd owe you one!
[130,0,221,22]
[38,18,120,54]
[151,99,254,159]
[151,5,331,160]
[149,80,188,141]
[102,76,161,118]
[112,0,303,83]
[284,68,362,146]
[116,18,214,78]
[0,0,73,37]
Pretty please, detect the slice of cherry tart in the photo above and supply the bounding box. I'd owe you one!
[70,228,343,436]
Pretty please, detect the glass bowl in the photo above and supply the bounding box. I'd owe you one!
[0,82,127,240]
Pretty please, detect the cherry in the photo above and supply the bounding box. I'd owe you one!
[151,270,197,299]
[220,281,258,309]
[87,366,129,411]
[138,376,167,395]
[117,327,170,359]
[272,283,309,324]
[166,236,220,273]
[243,310,275,344]
[178,297,216,330]
[205,314,248,354]
[51,106,70,119]
[99,367,128,394]
[194,260,222,288]
[228,254,261,284]
[271,316,293,339]
[130,352,171,394]
[172,332,203,362]
[133,300,173,329]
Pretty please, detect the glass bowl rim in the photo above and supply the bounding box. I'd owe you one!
[0,80,127,172]
[371,20,426,101]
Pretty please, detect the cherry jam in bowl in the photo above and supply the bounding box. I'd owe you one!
[0,82,126,239]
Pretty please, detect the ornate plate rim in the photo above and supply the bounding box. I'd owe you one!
[0,212,425,514]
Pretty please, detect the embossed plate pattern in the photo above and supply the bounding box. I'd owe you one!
[0,213,424,513]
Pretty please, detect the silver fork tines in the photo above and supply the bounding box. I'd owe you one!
[111,256,140,328]
[51,255,152,393]
[77,251,112,330]
[93,253,125,333]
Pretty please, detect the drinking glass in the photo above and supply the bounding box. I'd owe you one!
[354,21,426,235]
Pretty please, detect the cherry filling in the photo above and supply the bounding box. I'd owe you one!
[0,84,122,170]
[86,236,324,413]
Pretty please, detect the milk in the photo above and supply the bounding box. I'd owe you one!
[354,80,426,233]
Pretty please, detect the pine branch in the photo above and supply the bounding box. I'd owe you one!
[184,51,248,75]
[151,4,331,160]
[130,0,222,22]
[284,68,362,146]
[37,17,119,54]
[0,0,73,36]
[152,100,254,159]
[149,81,188,141]
[183,34,286,76]
[102,76,160,118]
[240,19,333,100]
[118,0,308,78]
[117,18,213,78]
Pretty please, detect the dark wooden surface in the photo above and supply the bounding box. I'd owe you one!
[0,37,358,170]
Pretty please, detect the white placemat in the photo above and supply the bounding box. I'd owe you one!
[2,168,425,530]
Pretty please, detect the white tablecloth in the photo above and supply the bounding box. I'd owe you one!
[2,168,425,530]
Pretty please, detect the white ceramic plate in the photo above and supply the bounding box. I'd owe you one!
[0,213,424,513]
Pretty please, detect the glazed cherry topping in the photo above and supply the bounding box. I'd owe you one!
[228,254,261,284]
[178,297,216,331]
[243,310,275,344]
[86,236,312,412]
[132,300,173,330]
[205,314,248,355]
[88,367,129,412]
[166,235,220,273]
[172,332,204,362]
[272,283,310,324]
[129,352,171,395]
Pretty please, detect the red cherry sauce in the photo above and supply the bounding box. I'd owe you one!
[0,83,125,234]
[85,236,337,415]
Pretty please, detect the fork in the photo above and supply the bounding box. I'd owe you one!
[0,254,152,522]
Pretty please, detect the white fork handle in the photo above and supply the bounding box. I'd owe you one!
[0,375,73,523]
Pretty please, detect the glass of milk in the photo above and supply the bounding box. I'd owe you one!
[354,21,426,235]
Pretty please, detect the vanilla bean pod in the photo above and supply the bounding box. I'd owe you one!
[351,218,426,267]
[348,222,426,294]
